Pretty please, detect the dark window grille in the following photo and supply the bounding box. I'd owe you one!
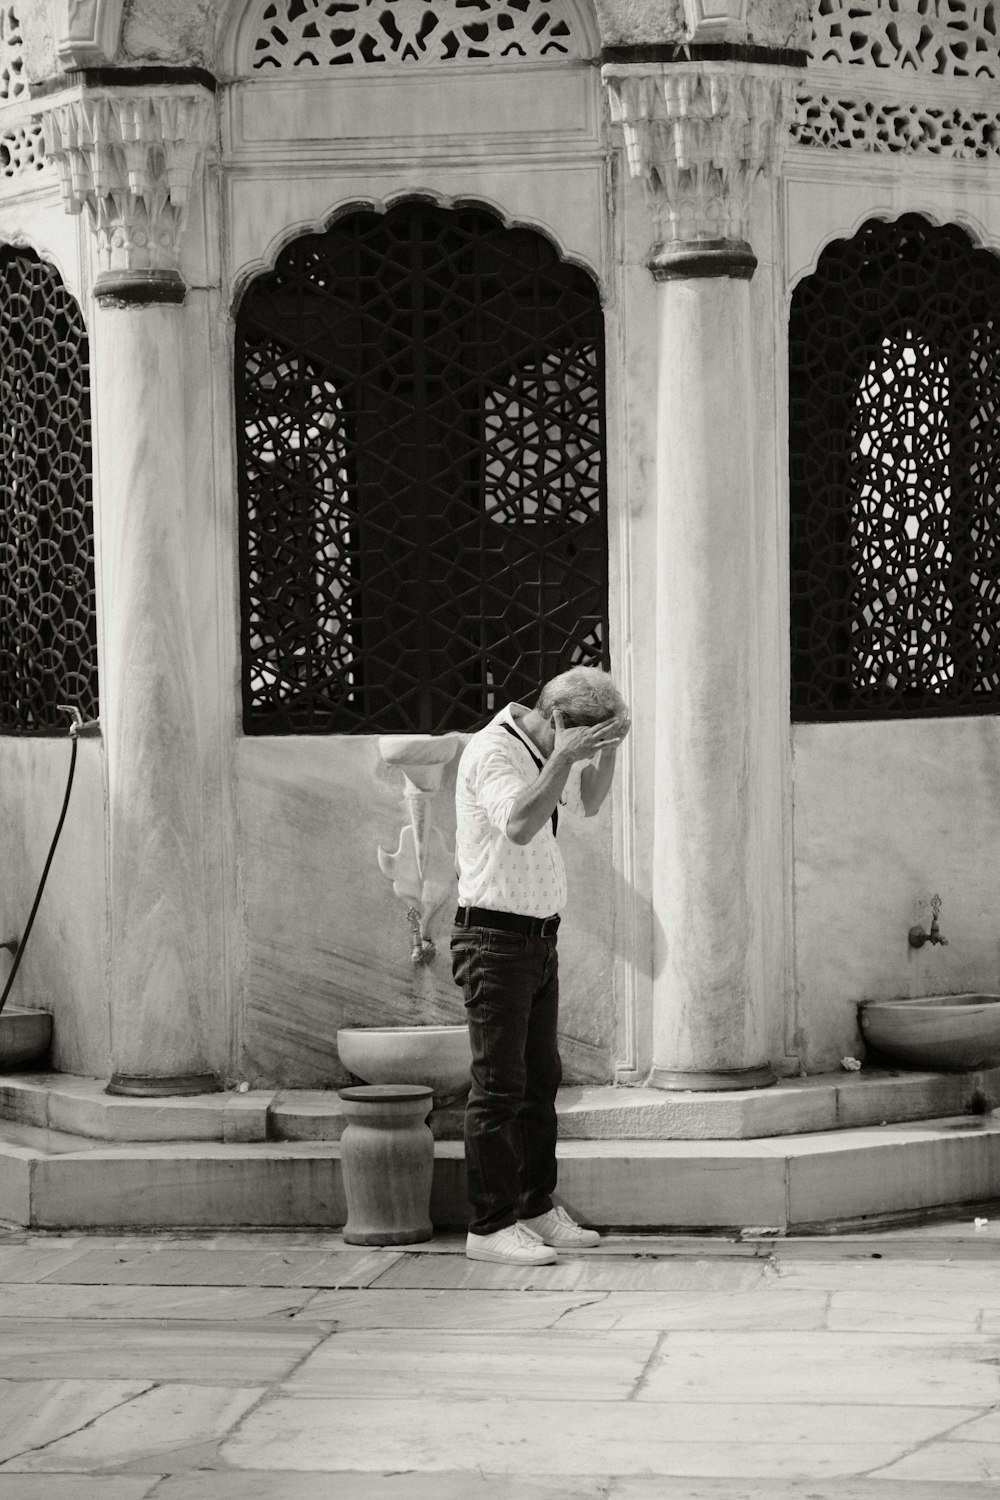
[236,199,608,735]
[0,247,96,734]
[790,214,1000,721]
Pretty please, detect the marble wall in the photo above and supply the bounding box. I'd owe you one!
[792,718,1000,1071]
[783,160,1000,1074]
[0,738,110,1077]
[237,737,617,1087]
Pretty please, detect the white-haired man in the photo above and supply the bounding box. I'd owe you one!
[451,666,630,1265]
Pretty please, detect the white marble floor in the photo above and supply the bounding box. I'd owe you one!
[0,1219,1000,1497]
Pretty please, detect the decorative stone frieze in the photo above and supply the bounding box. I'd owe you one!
[0,8,50,193]
[792,91,1000,156]
[603,63,795,278]
[0,4,26,103]
[811,0,1000,78]
[0,119,44,179]
[791,0,1000,156]
[244,0,580,70]
[40,89,214,302]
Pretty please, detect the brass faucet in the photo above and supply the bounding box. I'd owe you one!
[405,906,436,965]
[909,894,948,949]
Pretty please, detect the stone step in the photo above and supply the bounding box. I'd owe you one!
[2,1111,1000,1233]
[4,1065,999,1143]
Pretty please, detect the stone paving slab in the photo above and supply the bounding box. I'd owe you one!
[636,1330,1000,1406]
[876,1441,1000,1481]
[370,1250,770,1292]
[1,1479,997,1500]
[0,1385,266,1474]
[27,1246,400,1287]
[0,1283,316,1320]
[826,1290,997,1333]
[218,1395,977,1478]
[285,1327,661,1400]
[291,1284,829,1331]
[0,1224,999,1494]
[556,1287,831,1330]
[292,1286,609,1329]
[126,1481,1000,1500]
[0,1320,321,1383]
[774,1258,1000,1292]
[0,1380,152,1465]
[0,1480,160,1499]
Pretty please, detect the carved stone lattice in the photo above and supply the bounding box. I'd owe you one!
[41,91,214,284]
[790,216,1000,721]
[810,0,1000,77]
[0,121,45,179]
[236,200,607,736]
[792,92,1000,155]
[248,0,576,68]
[604,66,793,253]
[0,5,25,103]
[793,0,1000,153]
[0,248,97,735]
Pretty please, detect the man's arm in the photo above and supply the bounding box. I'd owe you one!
[579,713,631,817]
[505,712,628,844]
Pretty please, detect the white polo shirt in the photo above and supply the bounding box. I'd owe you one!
[455,703,582,918]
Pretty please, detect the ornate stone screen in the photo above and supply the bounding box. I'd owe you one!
[793,0,1000,157]
[247,0,578,67]
[0,248,97,734]
[0,6,45,188]
[789,215,1000,721]
[236,200,607,735]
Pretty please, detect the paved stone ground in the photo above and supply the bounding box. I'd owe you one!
[1,1216,1000,1497]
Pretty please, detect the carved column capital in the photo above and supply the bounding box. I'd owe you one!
[602,63,796,280]
[40,88,214,304]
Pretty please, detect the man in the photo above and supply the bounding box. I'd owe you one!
[451,666,630,1265]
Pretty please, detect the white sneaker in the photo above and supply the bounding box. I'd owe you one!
[520,1205,601,1249]
[466,1222,557,1265]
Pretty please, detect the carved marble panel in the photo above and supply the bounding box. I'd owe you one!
[242,0,583,71]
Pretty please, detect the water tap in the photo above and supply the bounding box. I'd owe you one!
[405,906,436,965]
[909,894,948,949]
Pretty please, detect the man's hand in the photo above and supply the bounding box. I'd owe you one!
[572,710,631,817]
[552,708,630,764]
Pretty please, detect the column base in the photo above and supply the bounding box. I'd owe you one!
[648,238,757,282]
[105,1072,222,1098]
[648,1064,778,1092]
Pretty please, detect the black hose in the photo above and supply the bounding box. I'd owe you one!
[0,731,79,1018]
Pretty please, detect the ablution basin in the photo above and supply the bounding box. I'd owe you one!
[0,1006,52,1068]
[337,1024,471,1101]
[859,994,1000,1071]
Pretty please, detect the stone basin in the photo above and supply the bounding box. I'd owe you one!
[859,994,1000,1071]
[337,1024,471,1101]
[0,1006,53,1068]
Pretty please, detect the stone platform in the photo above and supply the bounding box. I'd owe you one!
[4,1064,1000,1143]
[2,1068,1000,1233]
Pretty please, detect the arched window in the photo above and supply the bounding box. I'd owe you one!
[236,199,608,735]
[789,215,1000,720]
[0,247,96,734]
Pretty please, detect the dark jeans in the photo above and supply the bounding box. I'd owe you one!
[451,925,562,1236]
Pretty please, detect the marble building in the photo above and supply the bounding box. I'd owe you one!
[2,0,1000,1102]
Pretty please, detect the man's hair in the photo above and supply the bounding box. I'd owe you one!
[535,667,625,728]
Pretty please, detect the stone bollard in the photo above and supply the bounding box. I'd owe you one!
[338,1084,435,1245]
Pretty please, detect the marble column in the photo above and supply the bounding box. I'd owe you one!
[604,63,793,1089]
[42,87,220,1095]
